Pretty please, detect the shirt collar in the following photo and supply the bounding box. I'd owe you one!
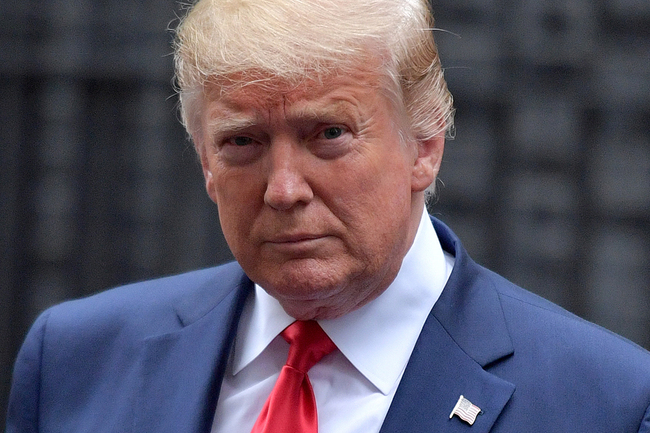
[231,207,454,395]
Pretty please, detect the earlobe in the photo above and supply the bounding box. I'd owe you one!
[411,135,445,192]
[200,148,218,204]
[204,168,218,204]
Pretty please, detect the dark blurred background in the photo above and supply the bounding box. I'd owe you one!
[2,0,649,426]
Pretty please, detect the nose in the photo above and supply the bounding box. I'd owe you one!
[264,140,314,211]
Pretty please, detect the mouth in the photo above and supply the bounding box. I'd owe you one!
[268,233,326,244]
[263,233,333,256]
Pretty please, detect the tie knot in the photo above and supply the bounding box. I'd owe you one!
[281,321,336,373]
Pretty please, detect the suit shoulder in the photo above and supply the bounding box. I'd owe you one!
[39,261,247,339]
[54,261,243,311]
[480,266,650,371]
[469,267,650,431]
[8,262,249,432]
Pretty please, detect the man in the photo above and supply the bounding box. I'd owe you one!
[6,0,650,432]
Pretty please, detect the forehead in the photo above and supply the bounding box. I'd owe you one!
[203,68,386,120]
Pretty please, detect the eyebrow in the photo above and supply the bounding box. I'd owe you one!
[288,100,362,124]
[205,114,258,139]
[204,98,365,139]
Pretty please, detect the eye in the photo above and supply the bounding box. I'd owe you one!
[230,136,254,146]
[322,127,343,140]
[309,125,353,160]
[217,135,263,165]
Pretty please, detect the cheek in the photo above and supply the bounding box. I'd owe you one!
[213,172,264,250]
[324,154,413,242]
[333,150,412,207]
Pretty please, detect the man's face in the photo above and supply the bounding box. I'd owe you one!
[199,68,443,320]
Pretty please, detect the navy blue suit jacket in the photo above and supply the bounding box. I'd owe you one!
[7,218,650,432]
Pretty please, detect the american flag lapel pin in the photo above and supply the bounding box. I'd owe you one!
[449,395,482,426]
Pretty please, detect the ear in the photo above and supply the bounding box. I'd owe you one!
[199,146,218,204]
[411,135,445,192]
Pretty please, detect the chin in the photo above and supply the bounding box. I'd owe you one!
[276,296,353,321]
[258,256,350,293]
[263,275,345,304]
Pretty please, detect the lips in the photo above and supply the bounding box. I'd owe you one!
[268,233,325,244]
[261,233,334,257]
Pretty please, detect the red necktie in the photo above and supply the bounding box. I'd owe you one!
[251,320,336,433]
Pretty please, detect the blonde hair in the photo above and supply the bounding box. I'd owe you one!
[174,0,454,148]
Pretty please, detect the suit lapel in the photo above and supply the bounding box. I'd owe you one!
[380,219,516,432]
[379,313,515,433]
[134,265,252,433]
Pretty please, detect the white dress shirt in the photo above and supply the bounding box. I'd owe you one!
[211,208,454,433]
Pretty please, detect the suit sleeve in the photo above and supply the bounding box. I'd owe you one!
[5,310,51,433]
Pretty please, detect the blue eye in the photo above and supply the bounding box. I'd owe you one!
[322,127,343,139]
